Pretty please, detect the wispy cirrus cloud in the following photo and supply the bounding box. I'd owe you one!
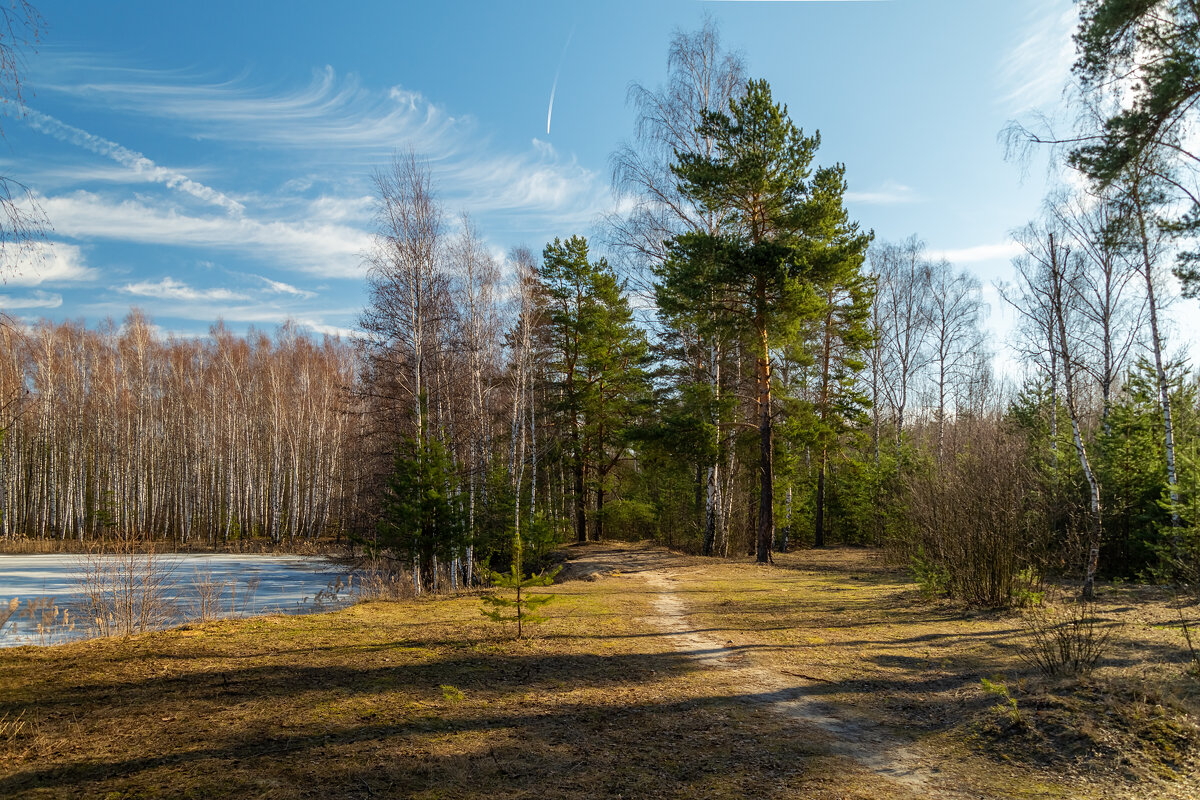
[0,290,63,310]
[41,192,369,278]
[445,138,604,221]
[22,55,617,337]
[997,0,1077,114]
[2,241,99,286]
[256,274,316,299]
[36,58,611,225]
[45,64,465,162]
[927,242,1023,264]
[118,276,248,302]
[845,180,918,205]
[77,293,360,341]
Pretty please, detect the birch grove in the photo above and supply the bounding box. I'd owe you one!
[0,313,360,543]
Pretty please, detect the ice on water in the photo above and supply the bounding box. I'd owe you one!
[0,554,351,647]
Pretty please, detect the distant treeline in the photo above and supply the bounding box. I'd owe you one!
[0,315,362,545]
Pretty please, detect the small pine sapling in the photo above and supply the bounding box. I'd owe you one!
[980,677,1023,727]
[481,565,561,638]
[481,513,561,638]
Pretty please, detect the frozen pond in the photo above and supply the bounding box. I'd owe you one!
[0,553,352,647]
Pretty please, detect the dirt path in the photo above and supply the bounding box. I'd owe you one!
[559,543,965,799]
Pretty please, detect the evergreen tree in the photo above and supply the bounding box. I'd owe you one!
[1098,359,1199,576]
[542,235,650,543]
[807,233,874,547]
[542,236,600,544]
[1072,1,1200,291]
[661,78,871,562]
[480,487,560,639]
[378,434,466,593]
[580,267,651,541]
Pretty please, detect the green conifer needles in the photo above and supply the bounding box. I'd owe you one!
[480,565,561,638]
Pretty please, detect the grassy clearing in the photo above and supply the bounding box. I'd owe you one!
[0,543,1196,799]
[668,546,1200,796]
[0,554,889,800]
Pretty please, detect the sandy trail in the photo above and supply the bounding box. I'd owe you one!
[560,544,961,799]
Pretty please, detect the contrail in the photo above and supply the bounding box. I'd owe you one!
[23,108,246,216]
[546,25,575,135]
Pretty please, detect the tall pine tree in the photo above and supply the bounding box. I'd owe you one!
[661,79,871,562]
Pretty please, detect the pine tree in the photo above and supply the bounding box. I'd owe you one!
[378,434,466,594]
[661,78,871,562]
[480,507,560,638]
[807,262,874,548]
[542,235,650,543]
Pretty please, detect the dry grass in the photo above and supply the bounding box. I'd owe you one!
[0,542,1196,799]
[0,537,344,556]
[0,556,847,799]
[667,546,1200,796]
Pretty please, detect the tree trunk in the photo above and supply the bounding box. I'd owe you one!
[1047,232,1103,598]
[755,293,773,564]
[814,449,827,548]
[573,416,587,543]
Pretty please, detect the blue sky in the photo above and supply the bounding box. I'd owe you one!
[2,0,1158,361]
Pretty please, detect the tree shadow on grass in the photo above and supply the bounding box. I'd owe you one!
[0,646,925,800]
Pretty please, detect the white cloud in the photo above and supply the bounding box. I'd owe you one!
[448,152,601,217]
[20,55,620,327]
[24,109,246,215]
[256,275,316,299]
[42,192,369,278]
[118,277,248,302]
[927,242,1023,264]
[2,241,100,286]
[76,293,360,336]
[845,180,918,205]
[293,318,359,340]
[47,65,463,161]
[997,0,1077,114]
[40,59,610,222]
[0,290,63,310]
[304,194,374,224]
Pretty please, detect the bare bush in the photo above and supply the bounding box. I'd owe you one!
[189,570,227,622]
[0,596,17,635]
[241,577,261,615]
[1020,595,1114,676]
[906,421,1046,606]
[77,536,178,637]
[907,422,1041,604]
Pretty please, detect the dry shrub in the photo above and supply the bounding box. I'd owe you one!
[0,711,26,743]
[1020,595,1114,676]
[906,421,1045,607]
[241,576,261,614]
[351,557,416,601]
[0,596,18,635]
[189,570,227,621]
[77,534,178,637]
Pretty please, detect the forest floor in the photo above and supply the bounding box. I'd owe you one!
[0,542,1197,799]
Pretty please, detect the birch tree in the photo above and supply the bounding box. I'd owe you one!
[923,260,984,463]
[610,17,745,556]
[1014,223,1104,596]
[869,237,933,448]
[359,151,448,446]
